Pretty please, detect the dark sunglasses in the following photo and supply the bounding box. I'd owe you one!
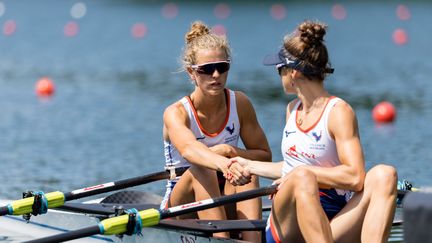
[191,61,230,75]
[277,65,286,76]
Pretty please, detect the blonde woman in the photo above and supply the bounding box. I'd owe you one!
[161,21,271,241]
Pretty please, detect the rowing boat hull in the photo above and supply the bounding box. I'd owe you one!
[0,189,405,242]
[0,201,244,243]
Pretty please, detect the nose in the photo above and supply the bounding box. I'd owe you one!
[212,69,221,78]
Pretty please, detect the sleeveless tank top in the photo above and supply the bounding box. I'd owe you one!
[281,97,349,196]
[164,89,240,179]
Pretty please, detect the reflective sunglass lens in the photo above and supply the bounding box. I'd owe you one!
[196,62,230,75]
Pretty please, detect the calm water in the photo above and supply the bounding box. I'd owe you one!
[0,1,431,199]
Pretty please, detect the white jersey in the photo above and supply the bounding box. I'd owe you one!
[281,97,348,196]
[164,89,240,175]
[160,89,241,209]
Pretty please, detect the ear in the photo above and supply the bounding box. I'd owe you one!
[290,69,298,79]
[290,69,304,79]
[187,67,195,80]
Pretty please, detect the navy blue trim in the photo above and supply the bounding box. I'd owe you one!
[167,142,173,167]
[319,189,347,220]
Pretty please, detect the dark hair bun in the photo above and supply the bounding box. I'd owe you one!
[185,21,210,44]
[298,21,327,47]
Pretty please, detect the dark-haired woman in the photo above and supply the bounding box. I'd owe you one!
[229,20,397,243]
[161,21,271,241]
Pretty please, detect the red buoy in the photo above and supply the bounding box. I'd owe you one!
[372,101,396,123]
[36,77,55,97]
[393,28,408,45]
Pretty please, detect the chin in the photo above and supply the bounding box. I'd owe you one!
[206,87,225,95]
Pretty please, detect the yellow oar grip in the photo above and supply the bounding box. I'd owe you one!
[9,191,65,215]
[100,208,160,235]
[139,208,161,227]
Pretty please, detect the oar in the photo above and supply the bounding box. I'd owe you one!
[24,185,279,243]
[0,167,187,217]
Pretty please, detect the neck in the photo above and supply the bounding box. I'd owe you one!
[296,83,329,112]
[190,88,227,114]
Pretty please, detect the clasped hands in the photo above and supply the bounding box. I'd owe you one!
[224,156,251,186]
[208,144,253,186]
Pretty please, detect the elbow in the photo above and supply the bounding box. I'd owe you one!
[351,178,364,192]
[351,173,365,192]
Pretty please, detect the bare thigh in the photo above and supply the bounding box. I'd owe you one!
[330,164,397,243]
[169,165,225,219]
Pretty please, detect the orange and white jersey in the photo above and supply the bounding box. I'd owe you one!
[281,97,346,186]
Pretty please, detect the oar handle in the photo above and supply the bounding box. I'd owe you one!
[24,225,101,243]
[0,191,64,216]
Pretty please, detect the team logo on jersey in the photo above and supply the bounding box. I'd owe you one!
[285,131,296,137]
[312,130,322,142]
[225,123,235,135]
[286,144,317,159]
[286,145,299,158]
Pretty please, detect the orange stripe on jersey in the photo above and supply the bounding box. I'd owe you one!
[296,96,336,133]
[185,89,231,137]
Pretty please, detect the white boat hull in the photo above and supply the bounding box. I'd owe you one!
[0,205,244,243]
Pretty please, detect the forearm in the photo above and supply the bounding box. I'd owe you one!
[246,160,283,180]
[182,141,229,171]
[231,146,272,161]
[306,165,365,191]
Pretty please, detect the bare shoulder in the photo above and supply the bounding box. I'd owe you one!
[163,100,188,125]
[234,90,256,114]
[233,90,260,126]
[234,90,253,107]
[328,98,359,137]
[331,99,356,121]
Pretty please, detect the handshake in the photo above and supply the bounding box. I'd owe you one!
[224,157,252,186]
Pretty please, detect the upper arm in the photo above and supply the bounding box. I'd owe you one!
[163,103,198,154]
[328,101,366,179]
[236,91,271,159]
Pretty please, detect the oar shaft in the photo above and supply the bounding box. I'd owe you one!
[64,167,187,201]
[26,185,278,242]
[0,206,8,216]
[1,167,187,216]
[24,225,101,243]
[162,184,278,219]
[397,189,409,199]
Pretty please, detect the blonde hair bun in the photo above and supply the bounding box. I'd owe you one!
[185,21,211,44]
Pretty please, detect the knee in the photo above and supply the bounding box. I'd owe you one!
[189,165,217,177]
[188,165,219,185]
[288,167,319,196]
[366,164,398,190]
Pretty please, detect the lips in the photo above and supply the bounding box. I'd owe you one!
[210,82,223,88]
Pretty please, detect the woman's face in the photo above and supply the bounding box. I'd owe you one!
[188,48,229,96]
